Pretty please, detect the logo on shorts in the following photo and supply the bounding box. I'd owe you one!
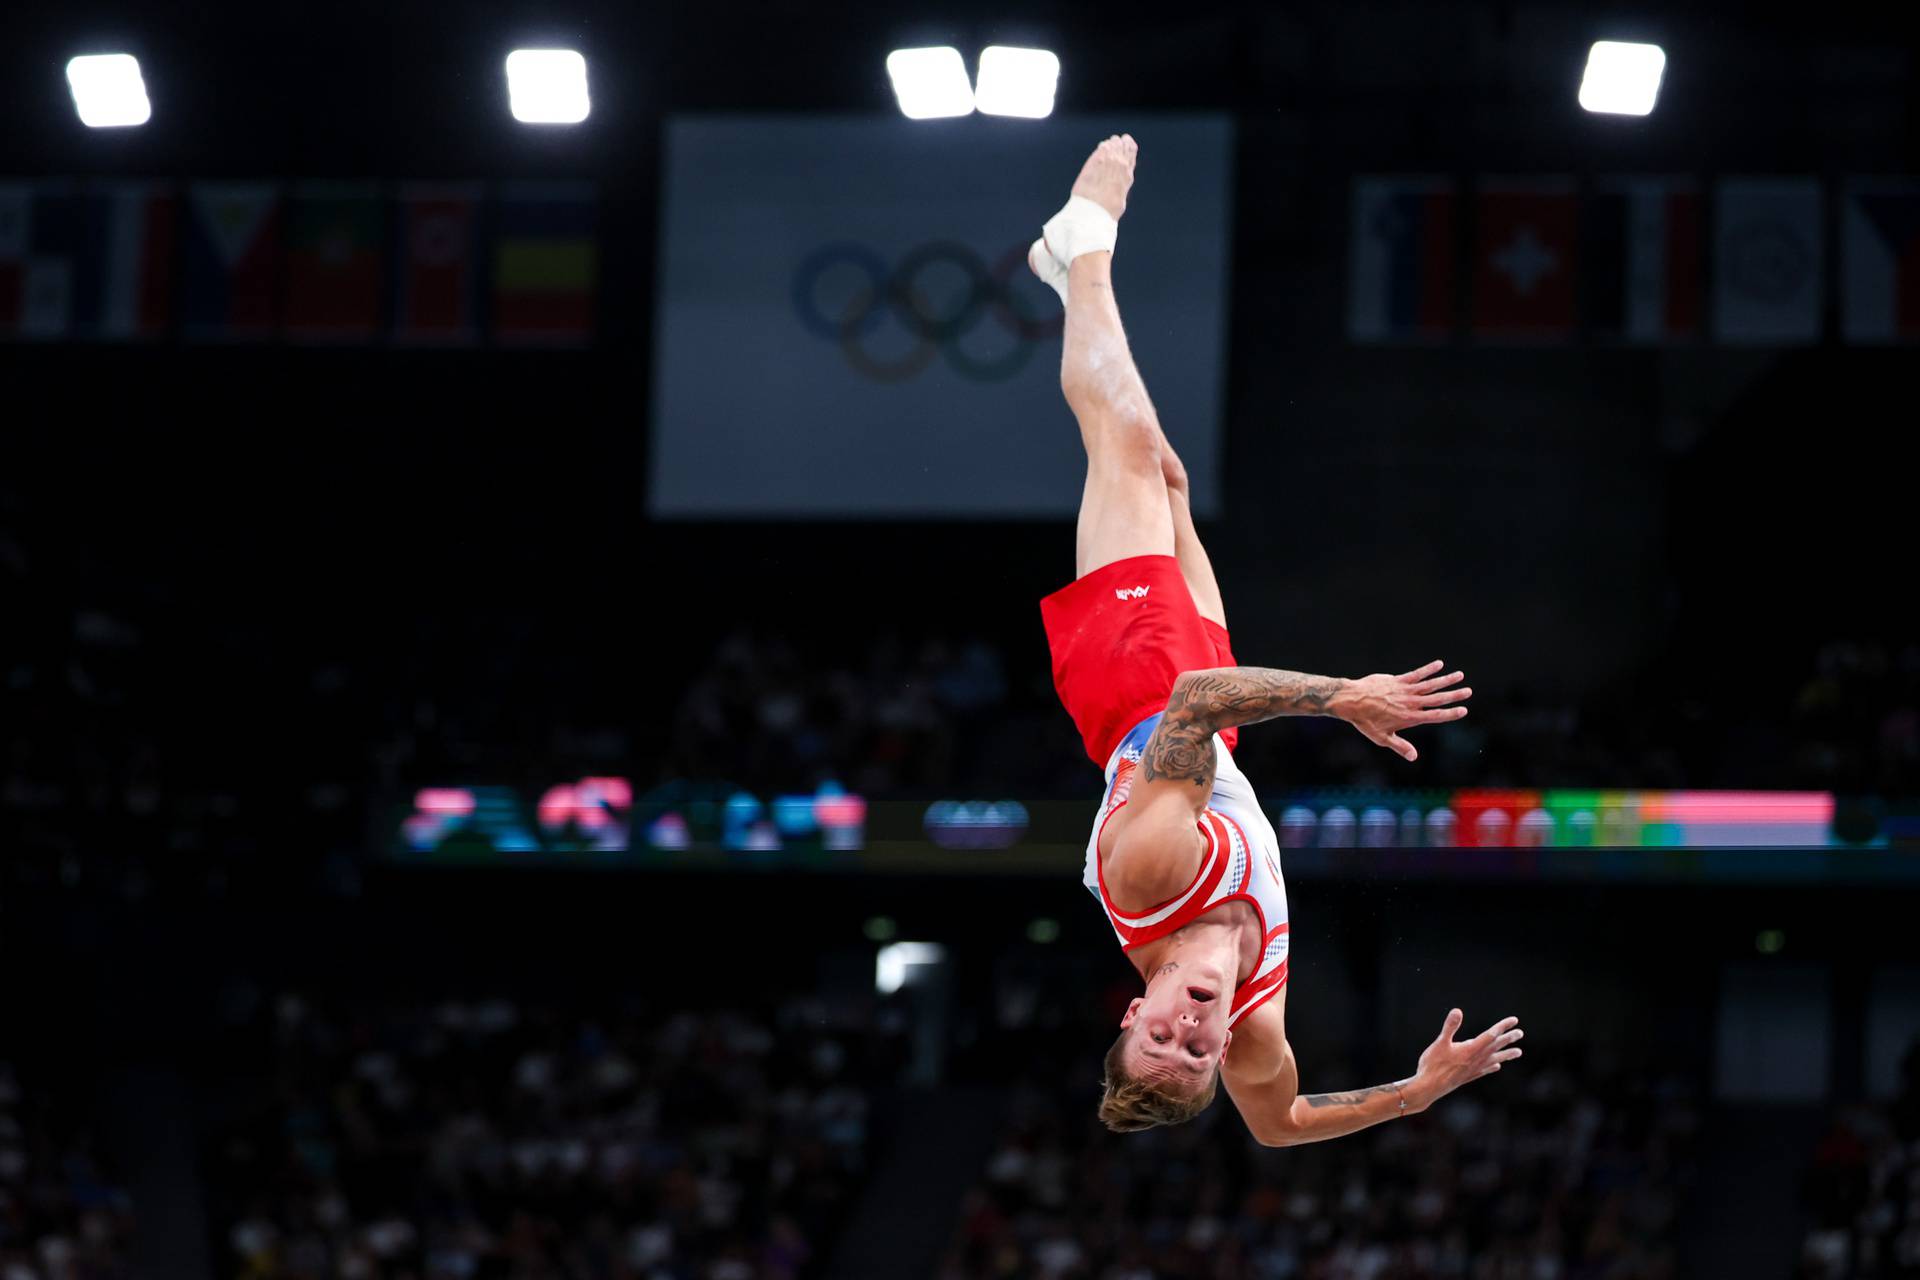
[1115,586,1150,601]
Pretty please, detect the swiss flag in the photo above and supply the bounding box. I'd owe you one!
[1471,182,1578,340]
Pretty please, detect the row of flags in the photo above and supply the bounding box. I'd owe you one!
[1348,175,1920,345]
[0,181,597,344]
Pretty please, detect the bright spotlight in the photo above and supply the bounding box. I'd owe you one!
[974,46,1059,118]
[886,47,974,119]
[1578,41,1666,116]
[66,54,151,128]
[875,941,946,994]
[505,49,590,125]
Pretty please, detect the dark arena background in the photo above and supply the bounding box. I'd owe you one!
[5,2,1920,1277]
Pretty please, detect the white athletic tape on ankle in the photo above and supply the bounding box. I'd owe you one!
[1028,238,1069,305]
[1041,195,1118,267]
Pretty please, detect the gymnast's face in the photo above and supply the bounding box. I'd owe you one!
[1119,982,1233,1085]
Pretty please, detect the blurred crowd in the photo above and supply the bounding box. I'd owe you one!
[666,629,1079,798]
[0,519,360,895]
[206,993,883,1280]
[0,1061,135,1280]
[940,1051,1699,1280]
[663,630,1920,799]
[1798,1041,1920,1279]
[1122,637,1920,798]
[1783,642,1920,796]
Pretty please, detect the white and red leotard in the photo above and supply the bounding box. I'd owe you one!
[1082,711,1291,1027]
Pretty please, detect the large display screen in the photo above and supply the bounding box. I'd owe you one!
[395,777,868,863]
[393,782,1884,875]
[648,113,1233,518]
[1271,789,1838,849]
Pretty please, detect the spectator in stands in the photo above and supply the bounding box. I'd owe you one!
[941,1050,1697,1280]
[208,994,880,1280]
[0,1061,136,1280]
[1799,1038,1920,1280]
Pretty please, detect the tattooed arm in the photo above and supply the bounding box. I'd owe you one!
[1224,1006,1525,1148]
[1138,658,1474,800]
[1137,667,1346,794]
[1104,659,1472,885]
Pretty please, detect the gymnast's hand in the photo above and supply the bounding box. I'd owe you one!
[1405,1009,1524,1113]
[1332,660,1471,762]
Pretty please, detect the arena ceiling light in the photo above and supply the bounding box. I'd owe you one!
[1578,40,1666,116]
[886,47,975,119]
[973,46,1059,118]
[66,54,151,128]
[505,49,590,124]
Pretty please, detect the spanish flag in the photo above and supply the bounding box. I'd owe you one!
[491,183,596,344]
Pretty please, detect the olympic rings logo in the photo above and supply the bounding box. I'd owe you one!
[791,241,1064,384]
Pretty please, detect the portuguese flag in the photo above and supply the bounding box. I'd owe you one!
[285,183,384,341]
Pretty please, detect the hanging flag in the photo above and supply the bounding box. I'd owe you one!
[1585,177,1701,343]
[181,182,284,339]
[1469,179,1578,340]
[285,183,385,342]
[0,182,82,340]
[1840,179,1920,344]
[1347,176,1456,343]
[1712,177,1823,345]
[72,182,177,341]
[491,183,597,345]
[393,183,480,344]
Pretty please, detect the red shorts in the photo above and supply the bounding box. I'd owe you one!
[1040,554,1239,765]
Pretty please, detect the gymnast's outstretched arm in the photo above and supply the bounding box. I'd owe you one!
[1105,660,1472,872]
[1123,659,1471,807]
[1224,1008,1524,1148]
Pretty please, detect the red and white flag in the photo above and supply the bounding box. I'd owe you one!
[392,183,479,344]
[1470,180,1578,340]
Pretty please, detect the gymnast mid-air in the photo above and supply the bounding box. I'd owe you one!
[1028,133,1523,1135]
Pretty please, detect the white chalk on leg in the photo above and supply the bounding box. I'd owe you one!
[1041,194,1118,268]
[1028,238,1069,305]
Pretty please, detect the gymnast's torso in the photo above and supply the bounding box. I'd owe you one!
[1082,711,1293,1028]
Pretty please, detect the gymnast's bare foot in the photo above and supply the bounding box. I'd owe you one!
[1070,134,1137,222]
